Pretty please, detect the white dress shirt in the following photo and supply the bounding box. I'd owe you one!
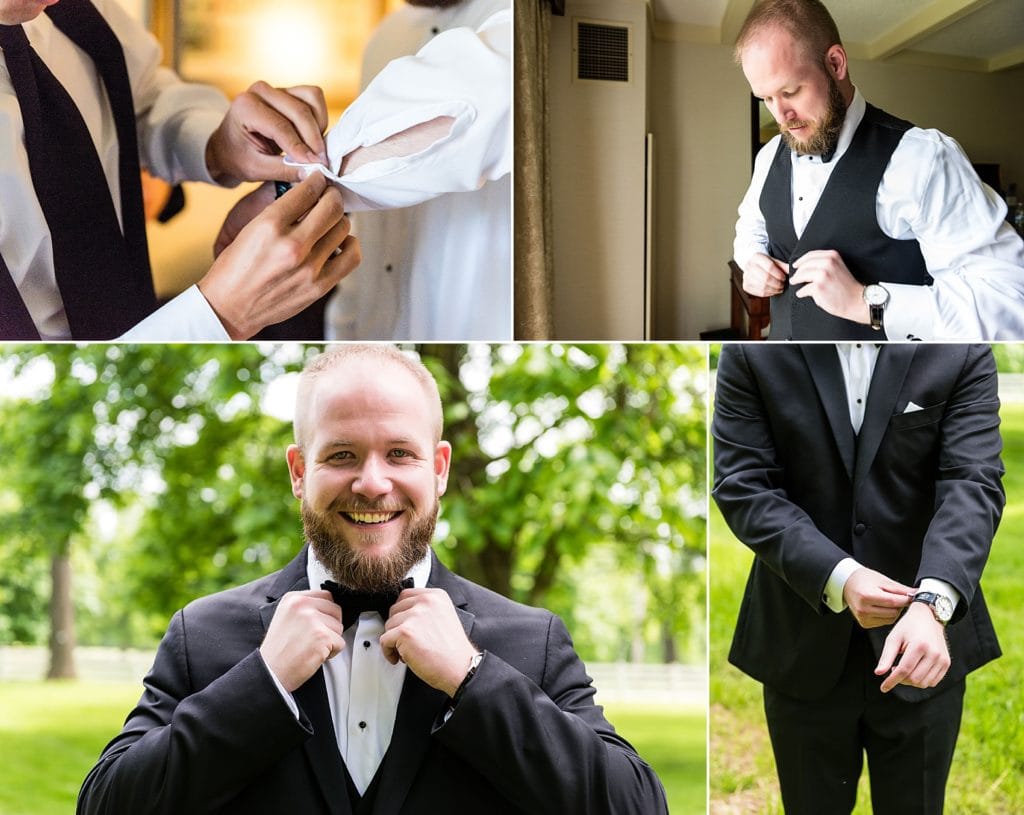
[735,89,1024,341]
[265,549,431,796]
[822,344,960,615]
[323,1,512,341]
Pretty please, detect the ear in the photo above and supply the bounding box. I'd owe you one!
[433,441,452,497]
[286,444,305,500]
[825,44,848,81]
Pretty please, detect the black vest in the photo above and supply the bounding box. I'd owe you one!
[761,103,930,340]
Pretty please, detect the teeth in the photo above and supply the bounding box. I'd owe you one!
[346,512,398,525]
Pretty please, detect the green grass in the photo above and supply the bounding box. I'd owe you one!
[0,680,139,815]
[606,703,707,814]
[0,681,703,814]
[709,403,1024,813]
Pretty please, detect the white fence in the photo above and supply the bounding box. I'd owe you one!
[0,647,705,706]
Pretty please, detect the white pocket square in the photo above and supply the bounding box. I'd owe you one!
[903,401,924,414]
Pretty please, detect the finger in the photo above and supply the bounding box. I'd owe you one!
[875,632,903,676]
[285,84,329,136]
[272,172,328,225]
[379,632,401,665]
[248,81,326,164]
[319,236,361,287]
[290,184,344,247]
[306,215,352,271]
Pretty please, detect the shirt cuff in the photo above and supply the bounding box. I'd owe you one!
[117,285,231,341]
[260,651,300,720]
[823,557,862,613]
[918,577,961,615]
[881,282,940,341]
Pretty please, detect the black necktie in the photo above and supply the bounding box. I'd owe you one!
[0,1,156,340]
[321,578,415,629]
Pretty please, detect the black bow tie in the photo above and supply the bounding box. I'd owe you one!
[321,578,414,629]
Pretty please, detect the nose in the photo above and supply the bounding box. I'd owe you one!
[351,455,392,499]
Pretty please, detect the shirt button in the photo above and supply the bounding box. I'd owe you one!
[363,640,371,649]
[431,26,440,35]
[856,398,862,404]
[385,264,393,273]
[358,721,367,730]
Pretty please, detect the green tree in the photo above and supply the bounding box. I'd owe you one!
[0,344,706,665]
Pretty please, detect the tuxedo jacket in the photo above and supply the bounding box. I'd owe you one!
[712,344,1004,702]
[78,549,666,815]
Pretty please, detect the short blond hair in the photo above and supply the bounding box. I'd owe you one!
[735,0,843,69]
[294,345,443,447]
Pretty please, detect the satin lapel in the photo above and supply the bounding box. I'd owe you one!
[372,553,476,815]
[259,546,351,815]
[800,345,855,480]
[854,345,916,488]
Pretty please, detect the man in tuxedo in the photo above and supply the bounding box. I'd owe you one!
[78,344,668,815]
[732,0,1024,340]
[712,343,1004,814]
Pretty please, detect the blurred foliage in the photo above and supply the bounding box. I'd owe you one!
[0,344,706,664]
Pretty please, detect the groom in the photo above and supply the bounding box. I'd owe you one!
[78,344,668,815]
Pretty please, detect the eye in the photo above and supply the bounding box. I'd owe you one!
[326,450,354,462]
[390,448,415,459]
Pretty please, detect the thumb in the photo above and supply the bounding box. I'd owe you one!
[875,629,903,676]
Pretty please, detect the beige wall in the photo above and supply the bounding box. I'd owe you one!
[549,0,650,340]
[649,39,1024,339]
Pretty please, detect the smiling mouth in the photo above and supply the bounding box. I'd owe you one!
[341,511,402,525]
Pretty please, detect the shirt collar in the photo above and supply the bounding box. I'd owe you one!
[306,545,433,592]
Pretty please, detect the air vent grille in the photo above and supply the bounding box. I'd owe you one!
[576,21,630,83]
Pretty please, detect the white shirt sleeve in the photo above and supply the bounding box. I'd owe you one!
[880,129,1024,341]
[823,557,862,613]
[96,0,230,186]
[733,137,779,270]
[918,577,961,615]
[117,285,230,341]
[320,9,511,212]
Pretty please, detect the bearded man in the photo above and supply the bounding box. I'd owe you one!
[733,0,1024,340]
[77,344,667,815]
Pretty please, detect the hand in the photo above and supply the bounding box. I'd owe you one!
[259,589,344,693]
[380,589,478,697]
[214,182,276,257]
[790,249,869,323]
[198,172,361,340]
[206,81,329,186]
[843,567,915,628]
[742,253,789,297]
[875,601,951,693]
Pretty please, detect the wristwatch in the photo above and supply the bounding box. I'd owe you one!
[863,284,890,331]
[912,591,954,624]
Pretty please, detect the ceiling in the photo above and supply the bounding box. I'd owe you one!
[650,0,1024,72]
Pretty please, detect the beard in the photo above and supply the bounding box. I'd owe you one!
[781,71,846,158]
[302,496,438,592]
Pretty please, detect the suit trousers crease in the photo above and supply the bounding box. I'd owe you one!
[764,628,964,815]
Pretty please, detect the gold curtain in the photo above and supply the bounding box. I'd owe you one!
[513,0,554,339]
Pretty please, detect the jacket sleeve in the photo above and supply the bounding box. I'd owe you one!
[711,345,849,610]
[915,344,1005,621]
[76,610,310,815]
[431,613,668,815]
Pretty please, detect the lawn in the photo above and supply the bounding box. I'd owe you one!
[709,403,1024,813]
[0,680,703,814]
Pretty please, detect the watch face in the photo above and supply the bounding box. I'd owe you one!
[864,285,889,306]
[934,595,954,622]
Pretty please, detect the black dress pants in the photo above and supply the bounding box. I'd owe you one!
[763,628,964,815]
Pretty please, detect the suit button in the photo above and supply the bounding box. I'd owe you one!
[854,523,866,535]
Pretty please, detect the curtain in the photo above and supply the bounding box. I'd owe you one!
[513,0,555,339]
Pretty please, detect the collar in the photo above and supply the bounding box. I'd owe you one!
[791,86,865,165]
[306,545,433,593]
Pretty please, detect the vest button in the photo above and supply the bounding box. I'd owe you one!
[854,522,866,535]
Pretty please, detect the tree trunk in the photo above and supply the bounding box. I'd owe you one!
[47,550,76,679]
[661,620,678,664]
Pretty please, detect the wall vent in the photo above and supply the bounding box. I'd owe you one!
[574,19,631,83]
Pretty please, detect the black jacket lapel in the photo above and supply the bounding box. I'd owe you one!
[372,553,476,814]
[260,545,352,815]
[854,345,916,487]
[801,345,856,480]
